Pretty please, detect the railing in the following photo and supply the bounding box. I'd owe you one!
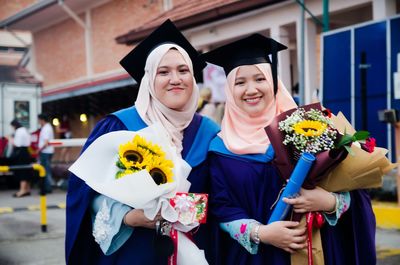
[49,138,86,147]
[0,163,48,232]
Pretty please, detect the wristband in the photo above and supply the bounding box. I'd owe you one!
[252,223,261,245]
[325,192,338,215]
[155,220,161,234]
[123,213,129,226]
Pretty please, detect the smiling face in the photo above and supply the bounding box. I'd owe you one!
[153,48,194,111]
[232,65,271,117]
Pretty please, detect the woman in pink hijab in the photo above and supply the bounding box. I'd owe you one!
[203,34,351,265]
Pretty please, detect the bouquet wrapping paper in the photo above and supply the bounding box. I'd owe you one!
[318,112,397,192]
[69,124,208,265]
[265,104,397,265]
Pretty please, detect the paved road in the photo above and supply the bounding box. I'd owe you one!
[0,189,65,265]
[0,188,399,265]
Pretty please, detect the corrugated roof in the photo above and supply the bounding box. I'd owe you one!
[116,0,283,45]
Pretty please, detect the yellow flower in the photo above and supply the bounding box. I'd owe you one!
[135,135,166,158]
[116,134,173,182]
[293,120,327,137]
[145,155,174,185]
[118,135,158,169]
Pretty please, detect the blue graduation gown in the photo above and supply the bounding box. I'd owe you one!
[209,137,289,265]
[209,136,376,265]
[65,107,220,265]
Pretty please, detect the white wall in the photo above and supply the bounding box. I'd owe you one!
[0,83,41,137]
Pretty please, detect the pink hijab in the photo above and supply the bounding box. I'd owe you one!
[135,44,199,155]
[220,63,297,155]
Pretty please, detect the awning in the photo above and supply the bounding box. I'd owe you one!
[42,77,138,117]
[42,74,136,103]
[0,0,98,31]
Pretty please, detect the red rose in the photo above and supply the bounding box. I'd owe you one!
[322,108,332,118]
[361,137,376,153]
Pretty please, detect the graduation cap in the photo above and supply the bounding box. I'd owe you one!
[201,33,287,95]
[120,19,206,83]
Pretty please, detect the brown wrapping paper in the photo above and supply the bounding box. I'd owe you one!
[318,112,398,192]
[318,146,396,192]
[291,215,325,265]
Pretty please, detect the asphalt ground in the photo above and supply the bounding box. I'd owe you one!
[0,188,399,265]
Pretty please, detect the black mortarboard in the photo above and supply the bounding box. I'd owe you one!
[120,19,206,83]
[201,34,287,95]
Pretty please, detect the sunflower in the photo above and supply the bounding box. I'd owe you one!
[115,135,174,182]
[118,135,156,169]
[293,120,327,137]
[145,155,174,185]
[135,135,166,158]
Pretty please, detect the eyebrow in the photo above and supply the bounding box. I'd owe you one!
[158,63,189,68]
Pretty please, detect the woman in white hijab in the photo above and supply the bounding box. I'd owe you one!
[66,20,220,265]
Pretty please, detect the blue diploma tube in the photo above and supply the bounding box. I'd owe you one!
[268,152,316,223]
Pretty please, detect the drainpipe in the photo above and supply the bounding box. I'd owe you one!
[299,0,305,105]
[1,83,4,137]
[323,0,329,32]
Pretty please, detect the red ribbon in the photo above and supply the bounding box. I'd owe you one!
[168,228,178,265]
[305,212,325,265]
[167,229,195,265]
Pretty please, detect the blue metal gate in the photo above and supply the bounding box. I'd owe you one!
[322,15,400,161]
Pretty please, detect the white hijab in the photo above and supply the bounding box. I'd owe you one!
[135,44,200,155]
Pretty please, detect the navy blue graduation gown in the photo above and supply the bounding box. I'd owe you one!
[65,107,220,265]
[209,136,376,265]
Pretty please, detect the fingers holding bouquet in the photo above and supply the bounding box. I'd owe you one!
[282,187,336,213]
[124,209,164,229]
[259,221,307,253]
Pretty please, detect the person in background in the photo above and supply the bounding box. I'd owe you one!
[202,34,361,265]
[197,87,217,121]
[10,119,32,197]
[38,113,55,193]
[65,20,220,265]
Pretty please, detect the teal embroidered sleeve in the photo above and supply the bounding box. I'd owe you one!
[91,194,134,255]
[323,191,351,226]
[220,219,260,254]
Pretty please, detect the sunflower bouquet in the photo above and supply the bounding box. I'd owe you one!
[266,102,396,191]
[265,103,396,265]
[115,134,174,185]
[278,108,339,156]
[278,107,371,157]
[69,124,192,223]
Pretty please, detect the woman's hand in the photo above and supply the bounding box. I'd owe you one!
[259,221,307,253]
[123,209,162,229]
[283,186,336,213]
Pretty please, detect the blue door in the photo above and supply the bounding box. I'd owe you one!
[322,30,352,119]
[323,20,391,151]
[354,21,387,148]
[390,17,400,159]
